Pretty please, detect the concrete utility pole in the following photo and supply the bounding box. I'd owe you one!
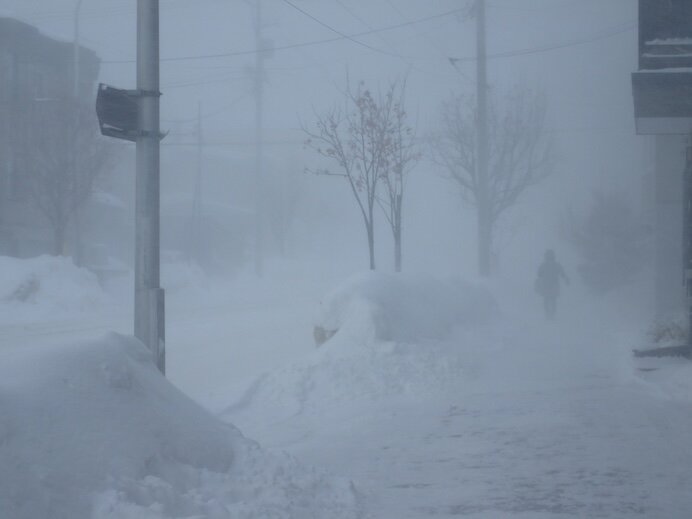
[73,0,83,98]
[135,0,165,374]
[72,0,83,99]
[72,0,84,265]
[189,101,204,264]
[253,0,265,277]
[475,0,491,277]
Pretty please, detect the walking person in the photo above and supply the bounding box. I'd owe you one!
[535,249,569,320]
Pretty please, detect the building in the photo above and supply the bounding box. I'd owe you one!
[631,0,692,322]
[0,17,100,257]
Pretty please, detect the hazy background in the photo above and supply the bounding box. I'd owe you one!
[0,0,646,282]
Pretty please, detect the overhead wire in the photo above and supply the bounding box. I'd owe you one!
[100,7,467,65]
[278,0,405,59]
[162,93,251,124]
[450,20,635,63]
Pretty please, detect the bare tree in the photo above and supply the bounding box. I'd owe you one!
[376,81,420,272]
[431,86,554,275]
[23,99,113,256]
[304,80,400,270]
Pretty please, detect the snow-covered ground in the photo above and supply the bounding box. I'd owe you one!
[2,255,692,517]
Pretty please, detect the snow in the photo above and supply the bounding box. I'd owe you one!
[314,271,498,343]
[0,333,364,519]
[4,258,692,517]
[0,255,112,325]
[224,272,500,427]
[645,38,692,46]
[91,190,126,209]
[219,270,692,518]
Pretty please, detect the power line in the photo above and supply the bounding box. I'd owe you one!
[330,0,411,61]
[162,139,301,148]
[450,21,635,63]
[279,0,402,58]
[162,93,251,124]
[101,7,466,65]
[163,73,248,90]
[380,0,471,82]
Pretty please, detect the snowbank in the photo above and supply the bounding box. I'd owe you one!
[314,271,498,344]
[226,272,500,423]
[0,334,364,519]
[634,355,692,403]
[0,255,110,324]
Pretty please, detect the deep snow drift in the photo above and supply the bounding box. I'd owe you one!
[224,272,501,425]
[0,255,111,324]
[314,271,498,344]
[4,256,692,518]
[0,333,364,519]
[220,270,692,518]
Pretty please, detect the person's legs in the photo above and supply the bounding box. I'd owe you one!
[544,295,557,320]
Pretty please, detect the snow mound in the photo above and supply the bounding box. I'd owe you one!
[227,273,499,422]
[0,334,364,519]
[161,260,210,296]
[315,271,498,344]
[0,255,110,323]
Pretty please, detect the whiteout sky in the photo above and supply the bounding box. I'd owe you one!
[0,0,642,277]
[6,4,692,517]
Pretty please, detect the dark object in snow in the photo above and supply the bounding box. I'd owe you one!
[96,84,139,142]
[314,326,337,347]
[633,344,692,359]
[535,249,569,320]
[96,84,167,142]
[5,276,39,303]
[647,319,687,345]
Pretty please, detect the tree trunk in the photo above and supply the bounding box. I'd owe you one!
[394,224,402,273]
[73,207,84,266]
[53,222,67,256]
[367,220,376,270]
[477,206,492,277]
[394,194,402,273]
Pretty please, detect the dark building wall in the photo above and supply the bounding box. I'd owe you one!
[639,0,692,68]
[0,18,100,257]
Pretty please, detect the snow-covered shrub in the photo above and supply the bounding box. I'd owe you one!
[647,318,687,347]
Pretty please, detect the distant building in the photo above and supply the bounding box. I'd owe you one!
[631,0,692,319]
[0,17,100,257]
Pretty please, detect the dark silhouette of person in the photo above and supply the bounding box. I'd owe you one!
[535,249,569,320]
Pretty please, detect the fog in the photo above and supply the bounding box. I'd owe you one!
[3,1,692,518]
[0,0,645,278]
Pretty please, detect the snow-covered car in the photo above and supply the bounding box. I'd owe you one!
[313,271,498,346]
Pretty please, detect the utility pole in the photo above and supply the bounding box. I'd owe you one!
[73,0,83,98]
[253,0,265,277]
[189,101,204,265]
[135,0,165,373]
[475,0,490,277]
[72,0,84,266]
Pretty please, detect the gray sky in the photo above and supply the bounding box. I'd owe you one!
[0,0,643,275]
[0,1,636,136]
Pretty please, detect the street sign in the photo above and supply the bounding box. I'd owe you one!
[96,83,139,142]
[632,71,692,134]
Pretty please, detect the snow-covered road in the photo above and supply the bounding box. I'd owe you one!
[4,262,692,518]
[227,309,692,518]
[276,373,692,518]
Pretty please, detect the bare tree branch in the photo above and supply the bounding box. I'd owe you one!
[20,97,116,255]
[430,85,554,270]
